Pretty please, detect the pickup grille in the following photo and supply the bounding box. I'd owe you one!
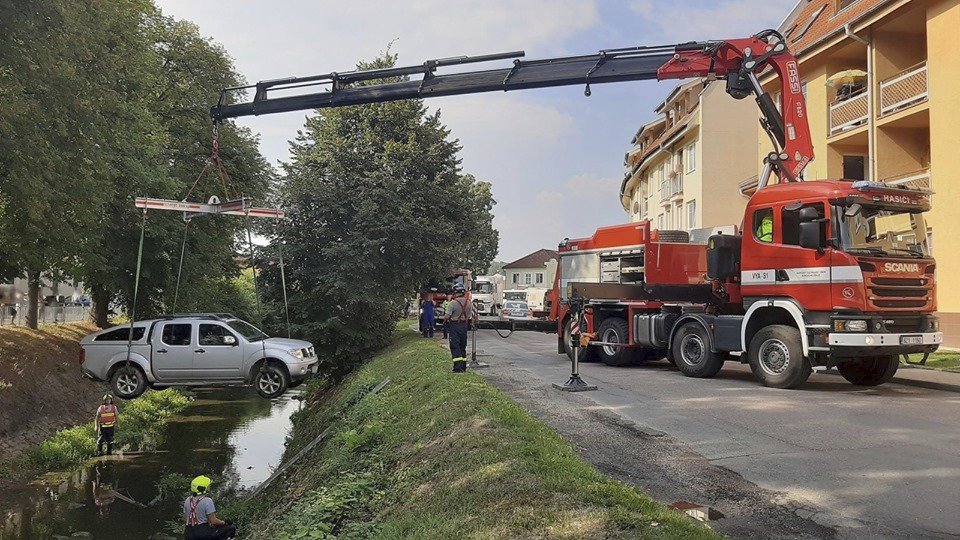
[866,276,933,311]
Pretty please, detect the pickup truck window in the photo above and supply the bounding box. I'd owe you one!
[95,327,146,342]
[161,323,193,346]
[226,319,268,342]
[199,324,237,346]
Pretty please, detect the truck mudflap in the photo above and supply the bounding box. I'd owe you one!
[827,331,942,357]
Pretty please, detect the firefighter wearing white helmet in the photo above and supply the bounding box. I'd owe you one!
[444,282,477,367]
[184,475,236,540]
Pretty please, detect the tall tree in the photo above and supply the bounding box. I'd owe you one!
[267,53,498,376]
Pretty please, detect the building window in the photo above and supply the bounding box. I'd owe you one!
[686,142,696,173]
[536,273,544,284]
[524,273,532,285]
[687,200,696,229]
[512,273,519,284]
[837,0,860,13]
[658,214,664,229]
[633,201,640,217]
[665,206,673,229]
[843,155,866,181]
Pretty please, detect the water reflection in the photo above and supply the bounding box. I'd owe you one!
[1,388,301,539]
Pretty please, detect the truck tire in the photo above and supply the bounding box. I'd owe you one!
[747,325,811,389]
[111,364,147,400]
[255,363,289,399]
[836,355,899,386]
[564,317,597,363]
[672,322,724,378]
[657,230,690,243]
[596,317,638,367]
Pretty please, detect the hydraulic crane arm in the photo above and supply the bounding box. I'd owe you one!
[213,29,812,184]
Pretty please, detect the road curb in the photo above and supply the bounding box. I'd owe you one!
[821,368,960,393]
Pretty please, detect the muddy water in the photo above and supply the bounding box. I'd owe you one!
[1,388,302,539]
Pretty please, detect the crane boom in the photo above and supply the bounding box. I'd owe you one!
[213,29,812,185]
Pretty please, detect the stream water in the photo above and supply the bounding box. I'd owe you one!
[1,388,302,539]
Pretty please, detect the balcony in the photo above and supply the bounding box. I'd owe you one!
[882,168,931,191]
[829,89,868,136]
[879,62,928,118]
[660,175,684,203]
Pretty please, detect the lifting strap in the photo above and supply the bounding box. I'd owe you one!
[275,218,292,338]
[171,219,191,313]
[244,212,264,329]
[125,208,148,363]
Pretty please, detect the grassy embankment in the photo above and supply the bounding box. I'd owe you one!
[905,352,960,372]
[228,327,719,539]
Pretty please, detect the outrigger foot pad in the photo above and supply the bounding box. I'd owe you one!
[553,375,597,392]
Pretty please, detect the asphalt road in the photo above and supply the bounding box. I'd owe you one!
[470,329,960,539]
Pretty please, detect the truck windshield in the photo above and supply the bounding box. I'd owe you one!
[835,204,929,258]
[472,282,493,294]
[226,319,269,342]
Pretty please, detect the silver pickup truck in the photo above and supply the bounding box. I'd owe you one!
[80,314,318,399]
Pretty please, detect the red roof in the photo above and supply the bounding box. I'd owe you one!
[503,249,559,269]
[782,0,893,56]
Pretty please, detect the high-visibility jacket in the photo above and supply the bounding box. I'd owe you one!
[97,404,117,427]
[756,214,773,243]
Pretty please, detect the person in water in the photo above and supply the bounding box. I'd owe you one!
[183,475,236,540]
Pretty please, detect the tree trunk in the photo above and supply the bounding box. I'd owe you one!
[92,283,110,328]
[25,271,40,329]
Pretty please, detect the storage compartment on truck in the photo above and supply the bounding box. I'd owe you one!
[706,234,741,280]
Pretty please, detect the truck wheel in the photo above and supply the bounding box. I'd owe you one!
[111,365,146,399]
[836,355,899,386]
[748,325,811,389]
[596,317,637,367]
[564,317,597,363]
[672,323,723,378]
[255,363,289,399]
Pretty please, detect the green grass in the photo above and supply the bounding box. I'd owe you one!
[229,328,718,540]
[904,351,960,372]
[21,389,191,471]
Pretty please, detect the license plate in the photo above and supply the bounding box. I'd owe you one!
[900,335,923,345]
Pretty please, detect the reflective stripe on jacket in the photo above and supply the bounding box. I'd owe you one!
[97,404,117,427]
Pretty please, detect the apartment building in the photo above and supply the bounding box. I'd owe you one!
[620,80,760,233]
[756,0,960,343]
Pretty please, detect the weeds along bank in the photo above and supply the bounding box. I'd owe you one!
[228,329,718,539]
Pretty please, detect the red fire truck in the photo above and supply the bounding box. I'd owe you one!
[214,29,942,388]
[549,180,939,388]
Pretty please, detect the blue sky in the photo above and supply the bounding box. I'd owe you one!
[156,0,795,262]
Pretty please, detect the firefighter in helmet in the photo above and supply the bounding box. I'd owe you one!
[184,475,236,540]
[95,394,119,455]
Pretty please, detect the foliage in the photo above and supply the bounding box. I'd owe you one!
[264,52,498,374]
[26,389,191,471]
[904,352,960,372]
[232,328,717,540]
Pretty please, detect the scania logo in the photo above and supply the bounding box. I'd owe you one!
[884,262,920,273]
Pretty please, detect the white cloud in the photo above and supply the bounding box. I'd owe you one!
[629,0,797,42]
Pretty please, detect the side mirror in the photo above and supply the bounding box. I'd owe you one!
[223,335,237,346]
[799,221,825,251]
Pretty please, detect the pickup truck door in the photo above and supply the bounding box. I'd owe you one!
[194,323,244,380]
[153,322,196,380]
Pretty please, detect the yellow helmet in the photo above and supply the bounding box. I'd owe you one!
[190,475,212,495]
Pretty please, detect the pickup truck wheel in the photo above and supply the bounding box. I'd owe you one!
[672,323,723,378]
[255,364,289,399]
[564,317,597,363]
[748,325,811,389]
[836,355,899,386]
[111,365,146,399]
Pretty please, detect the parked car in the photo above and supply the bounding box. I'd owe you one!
[499,301,534,321]
[80,314,318,400]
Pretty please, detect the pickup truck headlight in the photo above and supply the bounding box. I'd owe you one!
[834,320,868,332]
[289,348,304,360]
